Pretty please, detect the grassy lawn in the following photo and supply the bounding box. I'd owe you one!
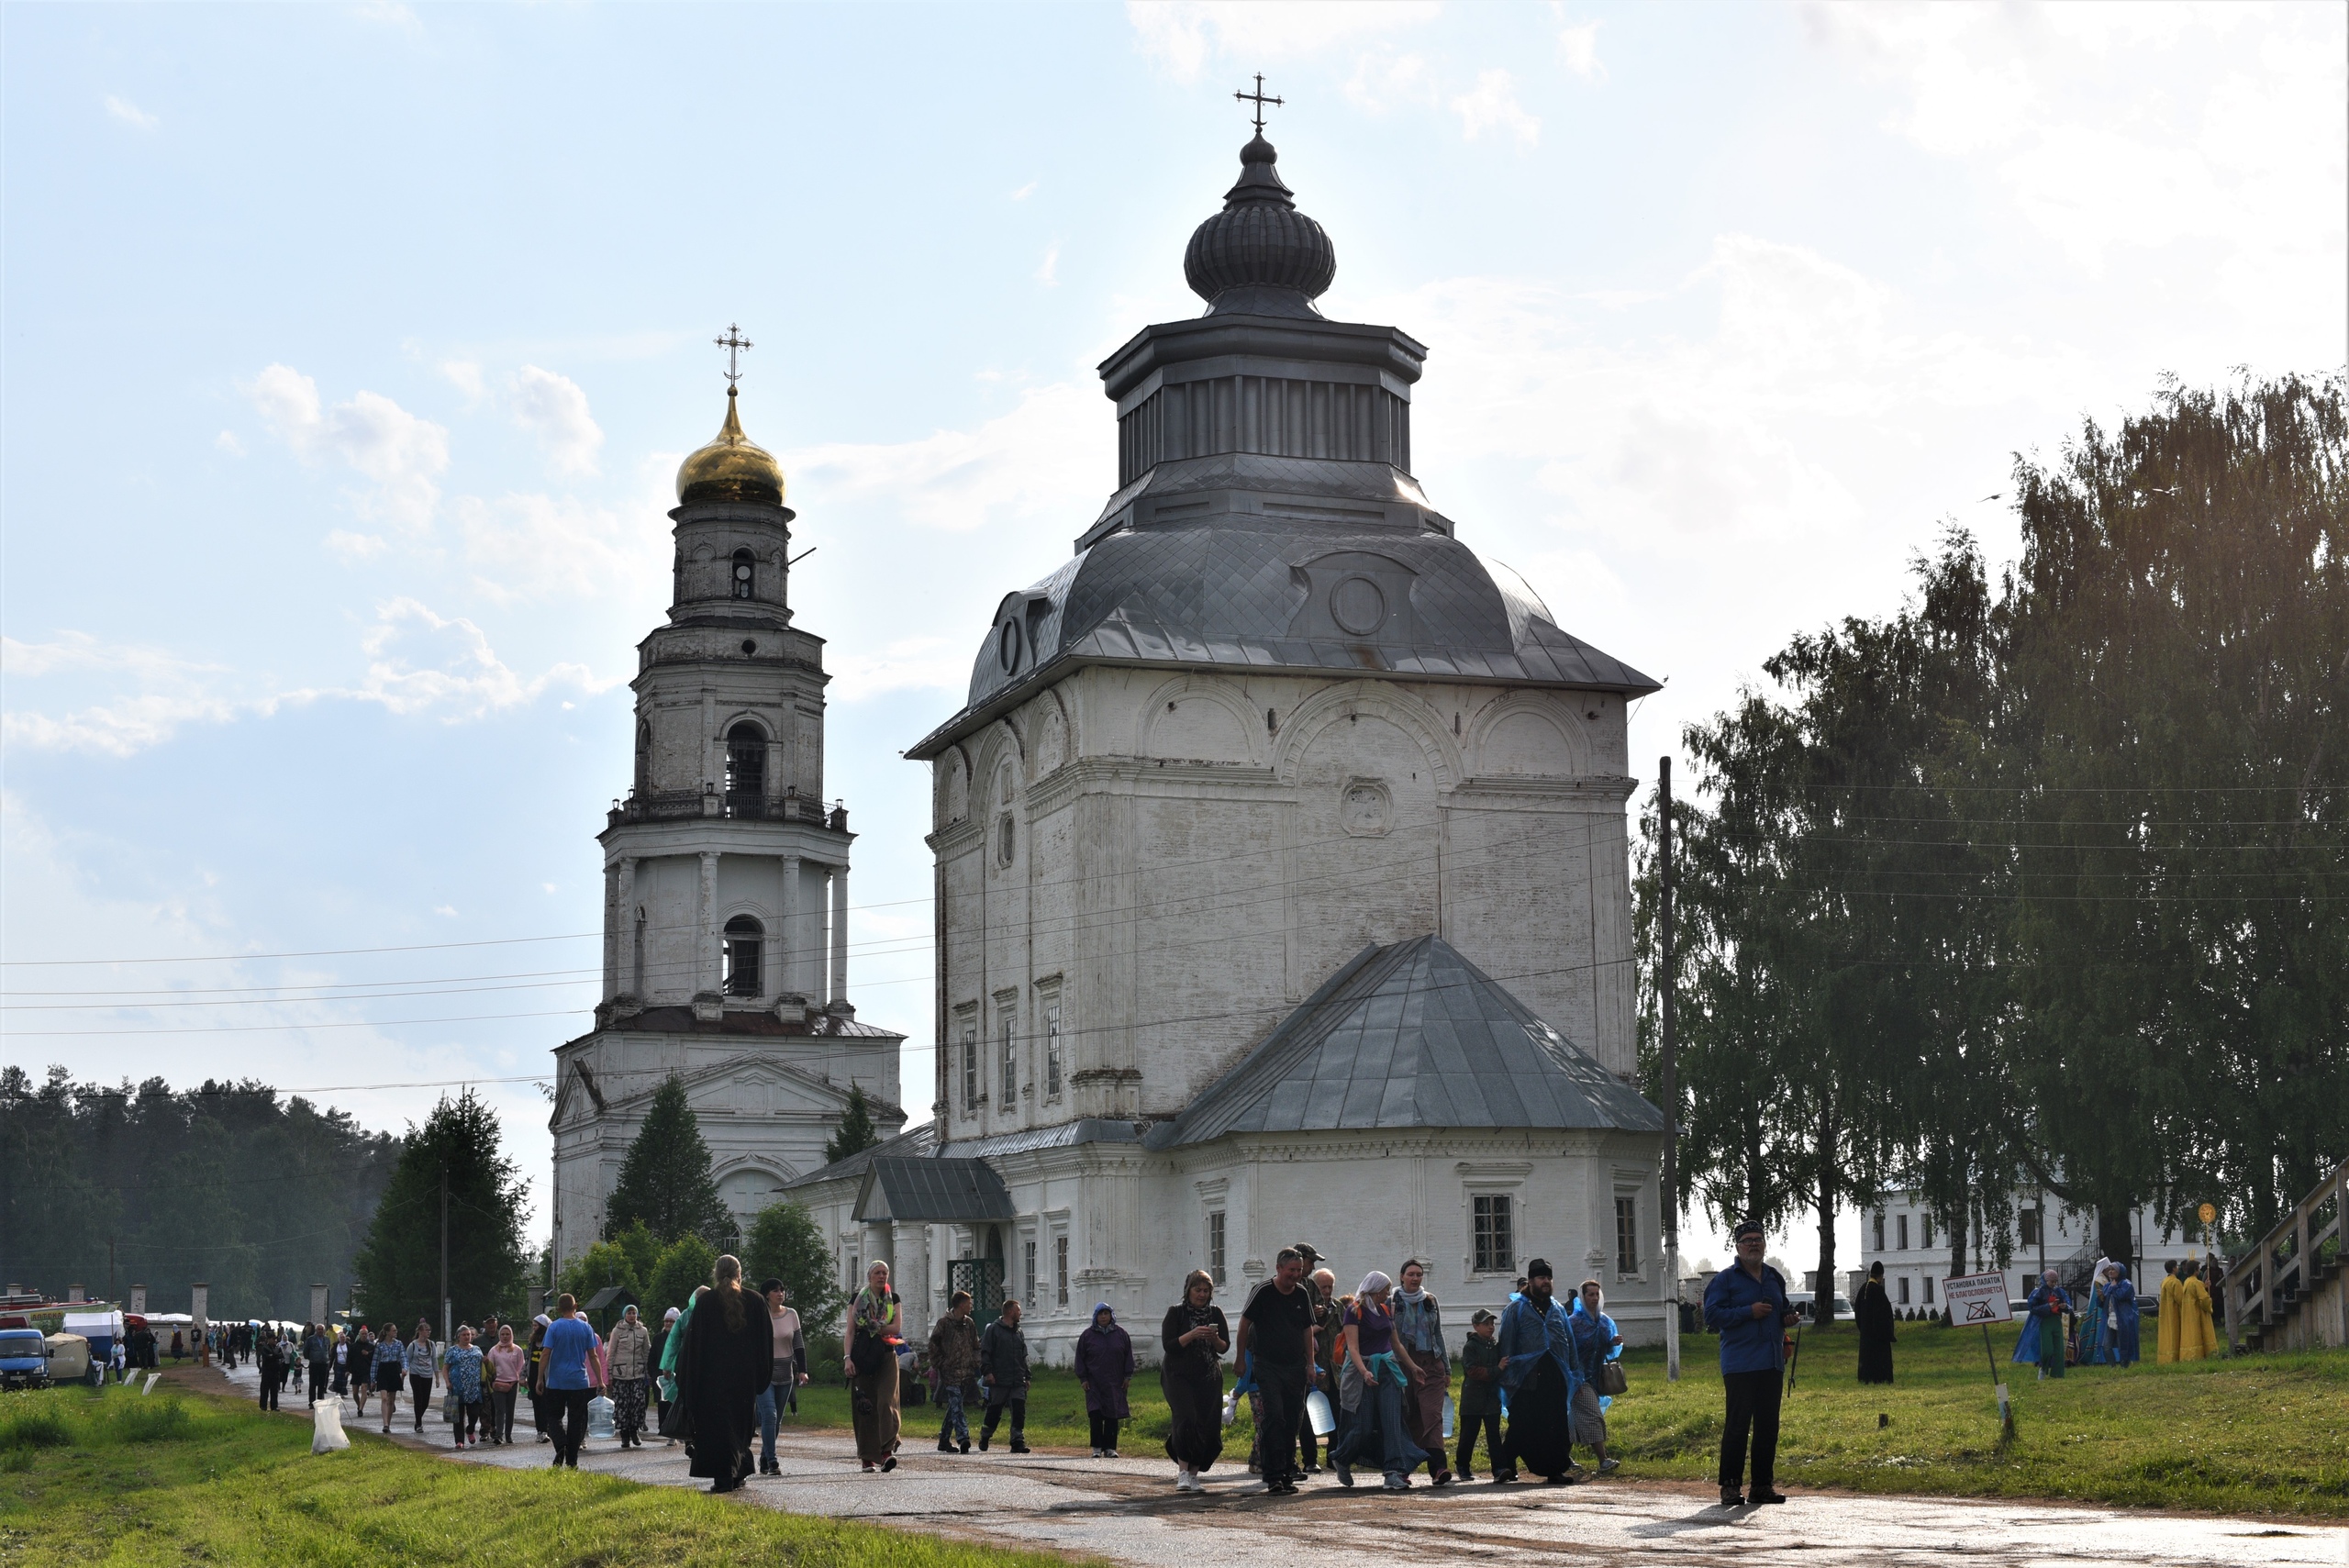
[0,1383,1101,1568]
[798,1329,2349,1518]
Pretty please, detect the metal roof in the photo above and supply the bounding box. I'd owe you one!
[936,1118,1145,1162]
[783,1122,936,1191]
[853,1157,1018,1225]
[1144,935,1665,1150]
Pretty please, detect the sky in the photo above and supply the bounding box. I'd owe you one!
[4,1,2342,1284]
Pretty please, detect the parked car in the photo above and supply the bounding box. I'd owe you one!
[0,1328,48,1389]
[1787,1291,1856,1320]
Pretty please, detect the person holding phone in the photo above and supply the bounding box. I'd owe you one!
[1702,1220,1799,1507]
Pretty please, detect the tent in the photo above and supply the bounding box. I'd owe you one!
[62,1309,122,1362]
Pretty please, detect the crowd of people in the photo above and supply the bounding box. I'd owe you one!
[2004,1256,2219,1379]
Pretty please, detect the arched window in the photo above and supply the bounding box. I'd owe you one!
[723,916,763,998]
[731,548,755,600]
[725,722,765,817]
[634,721,652,795]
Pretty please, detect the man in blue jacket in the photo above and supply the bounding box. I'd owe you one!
[1494,1259,1581,1485]
[1702,1220,1799,1507]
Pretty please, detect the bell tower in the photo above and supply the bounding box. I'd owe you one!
[549,332,905,1272]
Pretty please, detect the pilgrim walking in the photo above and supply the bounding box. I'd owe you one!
[1160,1270,1230,1491]
[680,1254,775,1494]
[977,1298,1030,1452]
[1074,1302,1135,1458]
[1855,1262,1896,1385]
[847,1262,904,1473]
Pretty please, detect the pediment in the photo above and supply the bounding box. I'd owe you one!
[616,1052,864,1120]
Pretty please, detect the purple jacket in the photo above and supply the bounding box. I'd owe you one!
[1074,1317,1135,1418]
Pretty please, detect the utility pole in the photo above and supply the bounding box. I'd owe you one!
[440,1157,451,1346]
[1660,756,1682,1383]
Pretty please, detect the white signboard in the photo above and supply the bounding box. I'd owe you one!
[1944,1271,2012,1326]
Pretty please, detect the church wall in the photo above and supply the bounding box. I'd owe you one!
[928,665,1644,1141]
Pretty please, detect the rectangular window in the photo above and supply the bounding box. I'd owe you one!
[1923,1275,1935,1305]
[1897,1214,1909,1251]
[997,1005,1018,1108]
[1054,1235,1069,1307]
[848,1254,860,1294]
[1873,1212,1885,1251]
[1922,1215,1934,1250]
[2019,1207,2041,1247]
[1898,1275,1911,1306]
[960,1018,979,1111]
[1023,1240,1037,1307]
[1043,994,1063,1099]
[1615,1195,1639,1276]
[1208,1212,1226,1285]
[1471,1194,1513,1274]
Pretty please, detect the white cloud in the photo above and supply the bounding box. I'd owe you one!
[434,904,459,917]
[324,528,389,562]
[1806,0,2345,281]
[246,363,449,532]
[1128,0,1442,83]
[1035,241,1062,287]
[827,635,966,702]
[509,365,604,478]
[105,95,157,129]
[789,381,1106,536]
[0,633,276,756]
[348,598,611,719]
[1453,69,1540,147]
[453,491,664,604]
[215,430,244,456]
[440,359,487,406]
[1343,51,1441,114]
[1010,180,1039,201]
[1557,18,1604,81]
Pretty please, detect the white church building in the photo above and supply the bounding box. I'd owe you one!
[785,130,1667,1362]
[548,366,906,1269]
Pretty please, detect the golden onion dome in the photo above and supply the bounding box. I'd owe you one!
[674,386,785,506]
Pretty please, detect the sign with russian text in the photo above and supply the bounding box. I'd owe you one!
[1944,1271,2012,1326]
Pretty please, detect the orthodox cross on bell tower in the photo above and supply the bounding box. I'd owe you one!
[1234,72,1282,136]
[715,323,753,388]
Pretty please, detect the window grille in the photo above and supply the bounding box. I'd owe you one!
[1208,1212,1226,1285]
[1614,1195,1639,1276]
[1472,1194,1513,1275]
[1054,1235,1069,1307]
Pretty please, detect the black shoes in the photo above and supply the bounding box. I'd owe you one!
[959,1440,972,1455]
[938,1440,956,1452]
[1755,1491,1788,1505]
[1720,1490,1744,1507]
[978,1432,990,1451]
[1008,1441,1030,1453]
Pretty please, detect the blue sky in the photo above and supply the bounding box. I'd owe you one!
[5,1,2341,1273]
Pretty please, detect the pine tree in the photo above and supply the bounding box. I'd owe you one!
[351,1090,531,1328]
[822,1085,883,1167]
[605,1075,738,1251]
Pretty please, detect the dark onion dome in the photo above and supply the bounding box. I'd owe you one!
[1183,134,1336,317]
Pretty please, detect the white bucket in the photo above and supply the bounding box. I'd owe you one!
[1306,1389,1335,1437]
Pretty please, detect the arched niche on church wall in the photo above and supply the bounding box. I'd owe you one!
[1271,681,1463,794]
[1139,674,1263,766]
[1279,690,1449,984]
[713,1157,797,1221]
[1029,689,1074,779]
[1466,694,1594,779]
[939,746,972,829]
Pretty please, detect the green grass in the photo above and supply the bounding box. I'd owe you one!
[0,1383,1107,1567]
[793,1329,2349,1518]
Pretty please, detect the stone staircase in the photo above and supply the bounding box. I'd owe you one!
[2225,1155,2348,1353]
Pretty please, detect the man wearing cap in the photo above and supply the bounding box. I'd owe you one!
[1702,1220,1799,1507]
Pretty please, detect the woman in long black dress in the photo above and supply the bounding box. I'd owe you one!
[1160,1270,1230,1492]
[679,1254,776,1494]
[1855,1261,1896,1385]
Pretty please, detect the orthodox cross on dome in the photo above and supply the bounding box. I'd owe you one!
[714,323,753,388]
[1234,72,1283,136]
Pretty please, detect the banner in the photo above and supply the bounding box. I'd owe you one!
[129,1285,148,1315]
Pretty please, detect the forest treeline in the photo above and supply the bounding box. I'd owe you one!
[0,1065,398,1317]
[1639,373,2349,1310]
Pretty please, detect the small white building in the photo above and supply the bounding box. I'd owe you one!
[1860,1192,2214,1312]
[786,132,1665,1363]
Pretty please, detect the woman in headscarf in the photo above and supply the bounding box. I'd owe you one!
[651,1305,682,1440]
[660,1290,707,1450]
[1074,1303,1135,1458]
[1331,1270,1433,1492]
[678,1254,774,1494]
[607,1304,653,1450]
[2012,1270,2067,1378]
[2106,1263,2141,1366]
[2176,1259,2218,1362]
[2077,1260,2113,1365]
[847,1262,903,1473]
[1854,1262,1896,1385]
[1390,1260,1453,1485]
[1160,1270,1229,1492]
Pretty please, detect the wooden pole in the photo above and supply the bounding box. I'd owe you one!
[1660,757,1682,1383]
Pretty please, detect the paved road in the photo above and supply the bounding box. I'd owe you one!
[203,1360,2348,1568]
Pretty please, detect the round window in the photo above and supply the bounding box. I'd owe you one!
[997,619,1020,673]
[1330,576,1386,637]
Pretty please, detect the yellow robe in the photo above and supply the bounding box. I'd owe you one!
[2177,1274,2217,1362]
[2156,1272,2182,1362]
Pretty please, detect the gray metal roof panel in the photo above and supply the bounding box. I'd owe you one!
[1146,935,1665,1149]
[856,1157,1017,1225]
